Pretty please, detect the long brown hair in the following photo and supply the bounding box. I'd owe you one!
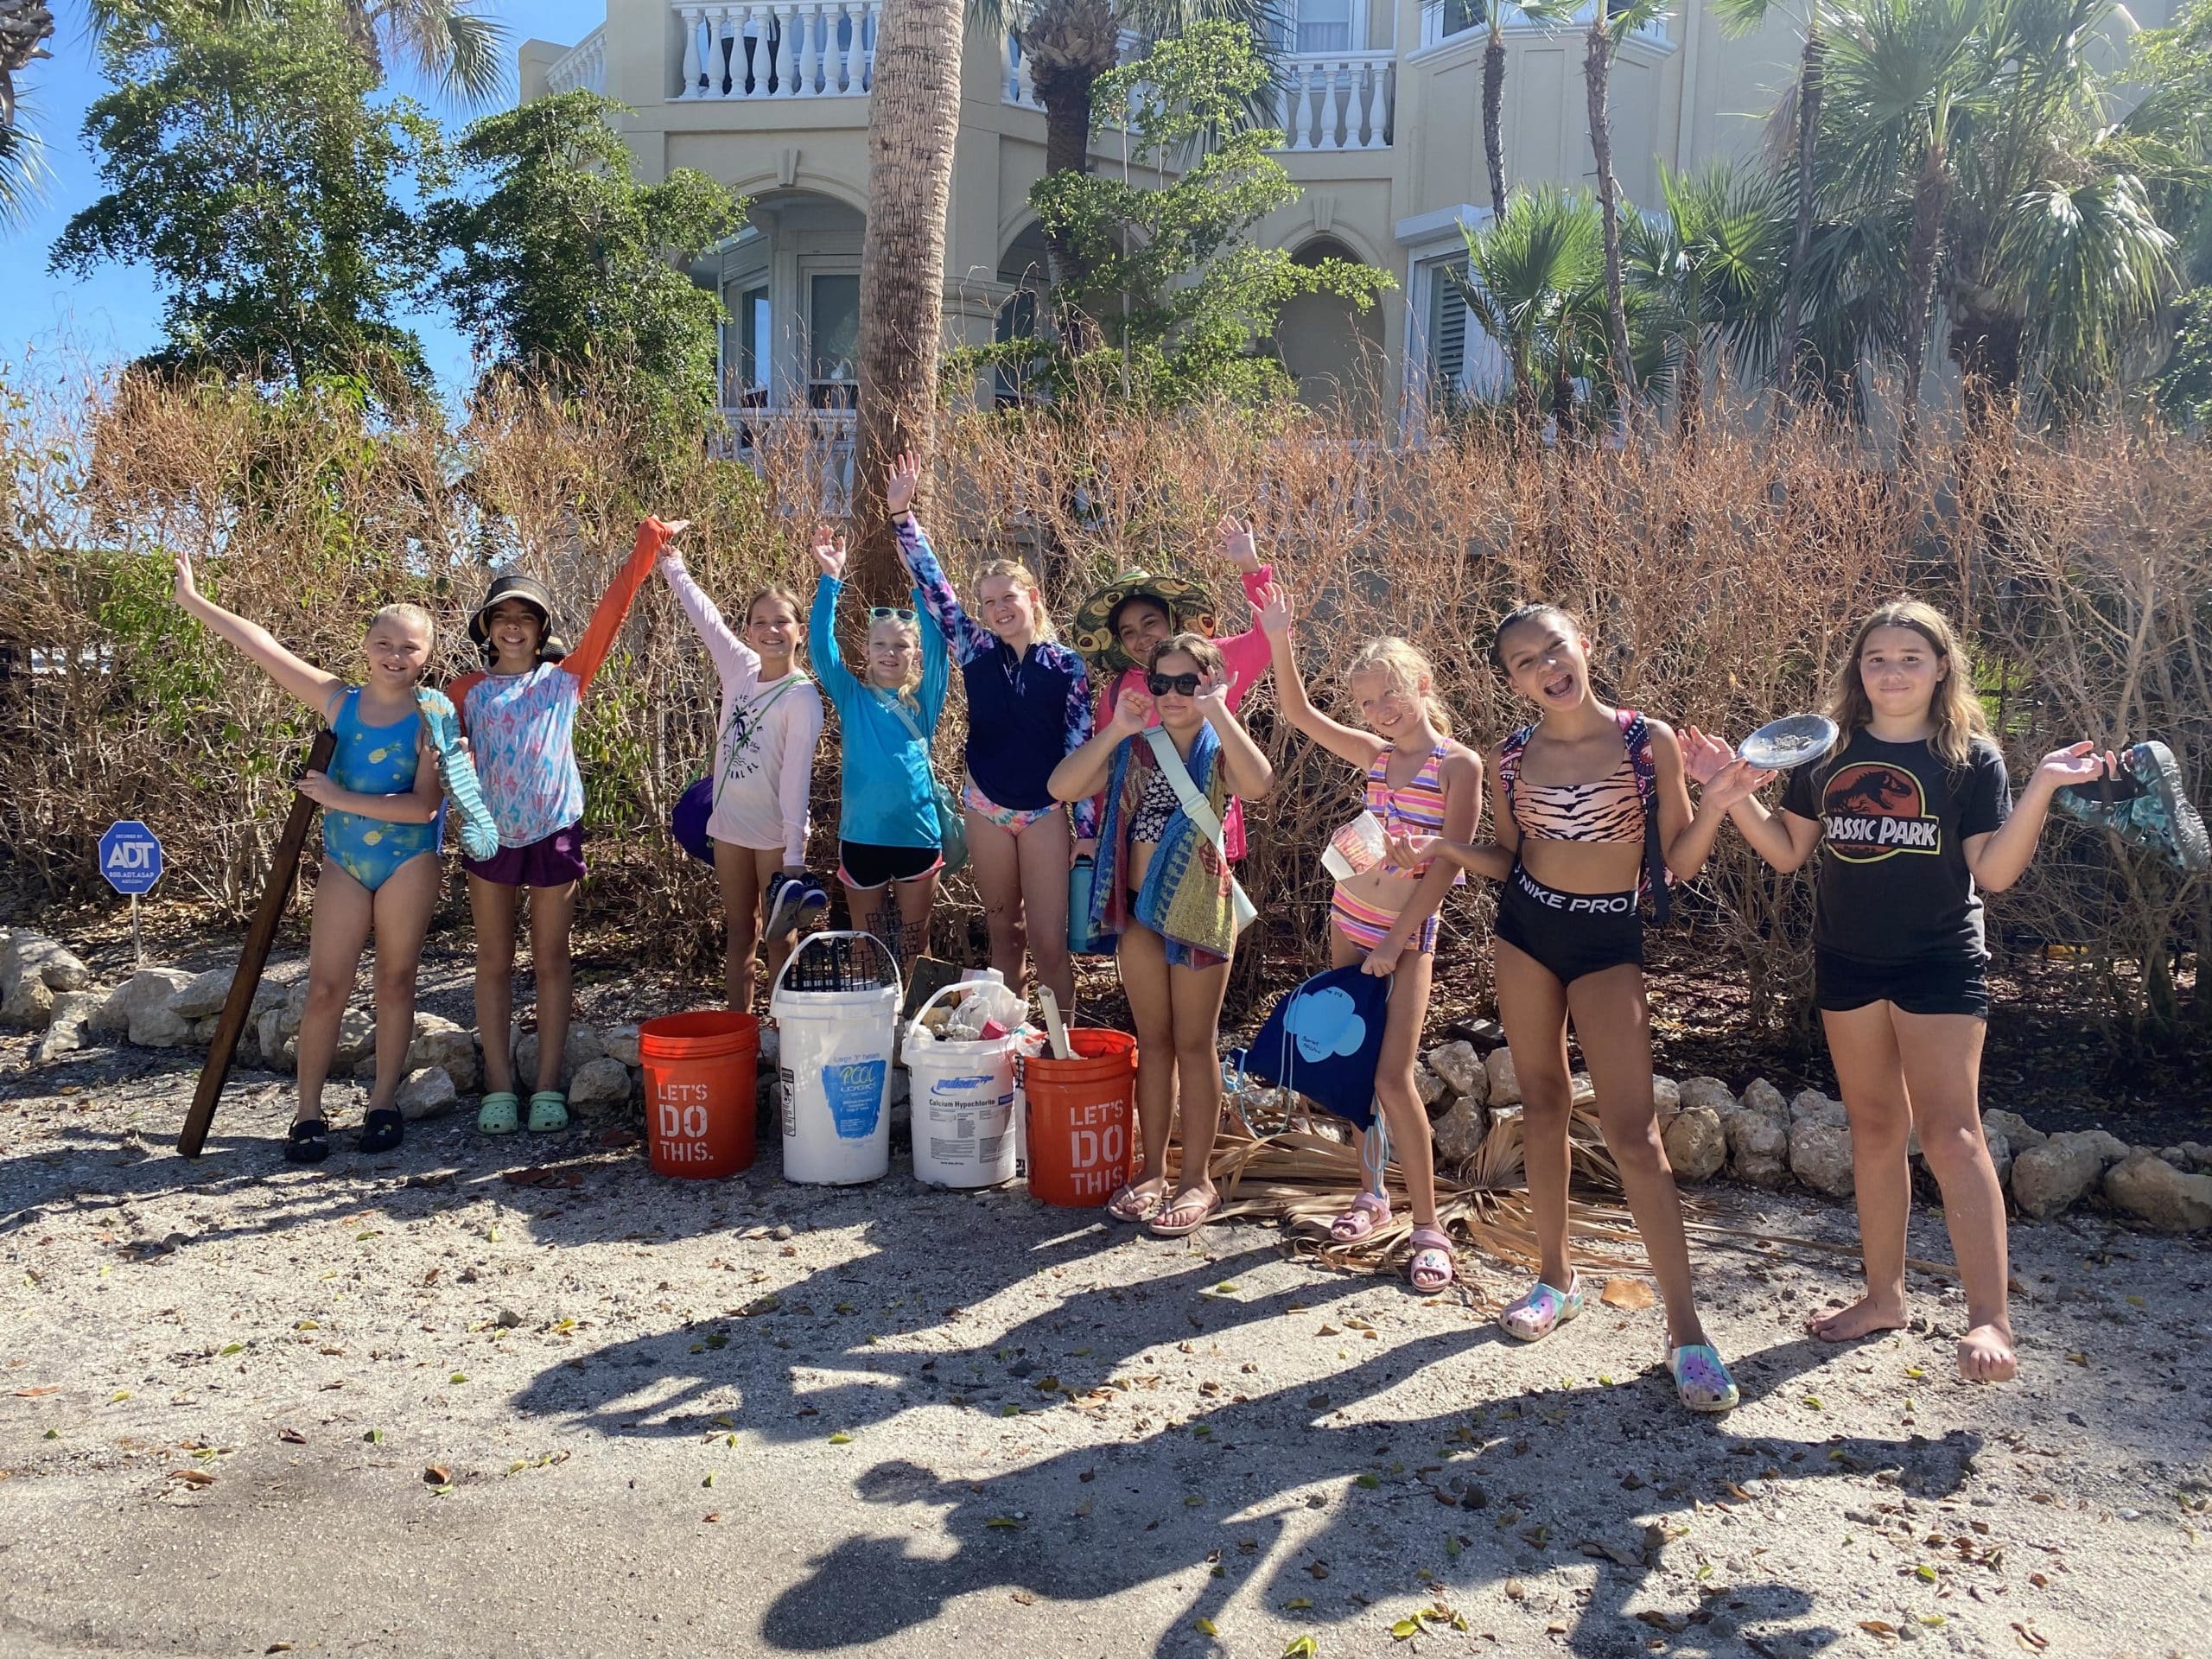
[1826,599,1989,768]
[745,585,806,666]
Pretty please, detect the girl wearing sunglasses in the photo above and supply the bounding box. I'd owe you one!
[809,522,950,975]
[887,452,1094,1011]
[1050,635,1274,1236]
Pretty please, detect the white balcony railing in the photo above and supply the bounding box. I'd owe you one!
[672,1,880,101]
[1276,51,1394,150]
[546,25,607,96]
[1419,0,1671,50]
[712,406,857,510]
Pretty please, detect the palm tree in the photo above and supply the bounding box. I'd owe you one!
[853,0,966,596]
[86,0,508,100]
[1582,0,1670,422]
[966,0,1283,302]
[1471,0,1571,225]
[1452,182,1605,435]
[0,0,54,228]
[1625,159,1789,435]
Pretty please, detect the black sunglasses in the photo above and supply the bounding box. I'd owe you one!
[1145,671,1204,697]
[868,607,918,623]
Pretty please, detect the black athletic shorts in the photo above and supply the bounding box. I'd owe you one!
[837,840,943,890]
[1493,862,1643,985]
[1815,947,1988,1020]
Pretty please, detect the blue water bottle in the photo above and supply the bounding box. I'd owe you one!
[1067,855,1106,955]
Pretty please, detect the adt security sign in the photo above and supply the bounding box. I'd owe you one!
[99,821,164,896]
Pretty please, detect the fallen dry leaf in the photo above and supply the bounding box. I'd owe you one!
[13,1385,60,1397]
[277,1428,307,1446]
[598,1128,641,1149]
[1599,1278,1656,1311]
[423,1465,450,1484]
[168,1469,216,1487]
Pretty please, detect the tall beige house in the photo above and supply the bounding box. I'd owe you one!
[520,0,2168,448]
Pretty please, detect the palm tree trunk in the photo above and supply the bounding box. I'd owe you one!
[1778,17,1821,404]
[1895,143,1948,463]
[1584,16,1636,423]
[1038,76,1104,352]
[853,0,965,599]
[1483,22,1508,224]
[340,0,386,82]
[0,0,55,130]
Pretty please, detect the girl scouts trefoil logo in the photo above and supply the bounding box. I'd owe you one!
[1821,763,1942,862]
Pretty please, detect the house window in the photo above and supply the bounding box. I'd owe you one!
[721,283,771,408]
[1427,255,1470,402]
[1294,0,1354,52]
[1429,0,1478,42]
[807,273,860,410]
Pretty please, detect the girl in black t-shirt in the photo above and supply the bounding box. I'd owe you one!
[1699,601,2111,1385]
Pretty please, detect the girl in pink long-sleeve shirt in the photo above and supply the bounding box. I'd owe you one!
[658,551,827,1009]
[1077,517,1275,861]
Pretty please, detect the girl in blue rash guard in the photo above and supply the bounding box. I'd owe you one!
[887,450,1096,1010]
[808,520,951,978]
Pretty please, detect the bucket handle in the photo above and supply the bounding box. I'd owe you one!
[902,976,1028,1052]
[770,930,905,1005]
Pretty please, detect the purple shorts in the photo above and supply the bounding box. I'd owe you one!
[463,823,587,888]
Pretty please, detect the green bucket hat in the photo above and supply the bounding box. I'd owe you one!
[1071,570,1221,674]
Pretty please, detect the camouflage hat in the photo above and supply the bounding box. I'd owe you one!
[1070,571,1220,673]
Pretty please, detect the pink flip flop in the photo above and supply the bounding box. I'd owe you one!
[1330,1192,1390,1243]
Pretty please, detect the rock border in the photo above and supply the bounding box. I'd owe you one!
[4,929,2206,1233]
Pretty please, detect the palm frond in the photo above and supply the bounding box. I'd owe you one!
[372,0,509,105]
[2004,170,2177,391]
[0,115,48,232]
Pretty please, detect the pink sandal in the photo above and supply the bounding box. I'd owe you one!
[1406,1225,1455,1294]
[1329,1192,1390,1243]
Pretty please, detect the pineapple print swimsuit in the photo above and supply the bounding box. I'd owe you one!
[321,686,442,891]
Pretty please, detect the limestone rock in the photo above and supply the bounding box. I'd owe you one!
[281,978,312,1039]
[2075,1129,2131,1167]
[1789,1088,1846,1128]
[1789,1119,1855,1198]
[1662,1104,1726,1182]
[332,1008,377,1070]
[1982,1128,2012,1191]
[2102,1152,2212,1233]
[4,934,92,994]
[2011,1133,2105,1219]
[411,1021,480,1094]
[1429,1094,1489,1166]
[189,1015,221,1045]
[1650,1075,1681,1123]
[1728,1109,1789,1188]
[1738,1078,1786,1122]
[397,1065,460,1122]
[2,972,54,1028]
[601,1022,642,1068]
[1484,1046,1521,1109]
[130,1001,195,1048]
[1426,1039,1484,1101]
[1412,1061,1447,1109]
[1981,1109,2046,1152]
[569,1056,633,1110]
[258,1007,294,1071]
[1678,1077,1738,1120]
[512,1025,607,1090]
[33,990,103,1064]
[171,966,241,1020]
[92,969,194,1039]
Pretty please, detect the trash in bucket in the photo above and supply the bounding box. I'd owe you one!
[903,976,1028,1189]
[770,932,903,1186]
[1020,1028,1139,1207]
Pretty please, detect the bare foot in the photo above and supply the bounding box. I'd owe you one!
[1956,1322,2018,1382]
[1807,1294,1907,1344]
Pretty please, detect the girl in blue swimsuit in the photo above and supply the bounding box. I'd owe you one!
[173,550,447,1165]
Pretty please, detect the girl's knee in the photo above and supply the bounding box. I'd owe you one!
[1518,1072,1574,1117]
[1920,1121,1993,1181]
[1845,1095,1913,1147]
[305,971,352,1012]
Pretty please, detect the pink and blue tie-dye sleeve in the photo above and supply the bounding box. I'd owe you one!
[898,517,993,667]
[1065,652,1098,839]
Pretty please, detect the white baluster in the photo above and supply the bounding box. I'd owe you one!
[678,4,704,98]
[826,0,849,91]
[1325,60,1350,150]
[813,2,834,92]
[1369,62,1392,148]
[781,4,804,94]
[1290,61,1315,149]
[699,5,725,97]
[799,2,821,92]
[1276,70,1294,144]
[753,4,778,94]
[861,0,878,91]
[1351,62,1373,149]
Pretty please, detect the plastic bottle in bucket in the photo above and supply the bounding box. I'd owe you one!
[638,1010,760,1178]
[903,978,1024,1188]
[1020,1028,1139,1206]
[770,931,902,1185]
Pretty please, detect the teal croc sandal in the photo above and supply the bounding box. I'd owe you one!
[477,1090,520,1135]
[416,688,501,861]
[1668,1343,1740,1413]
[526,1090,569,1134]
[1498,1271,1584,1343]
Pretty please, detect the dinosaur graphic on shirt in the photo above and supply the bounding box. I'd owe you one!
[1821,762,1942,862]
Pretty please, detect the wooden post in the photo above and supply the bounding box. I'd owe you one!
[178,729,337,1158]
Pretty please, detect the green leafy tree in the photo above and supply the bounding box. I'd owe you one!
[49,0,442,395]
[86,0,506,100]
[958,20,1391,409]
[429,90,746,439]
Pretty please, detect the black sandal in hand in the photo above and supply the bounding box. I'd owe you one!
[359,1108,404,1154]
[284,1119,330,1164]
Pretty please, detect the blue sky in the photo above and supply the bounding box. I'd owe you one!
[4,1,607,397]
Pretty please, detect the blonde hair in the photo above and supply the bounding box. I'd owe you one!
[1151,632,1225,680]
[975,558,1056,642]
[1347,636,1451,735]
[868,610,925,706]
[367,603,437,682]
[1827,599,1989,768]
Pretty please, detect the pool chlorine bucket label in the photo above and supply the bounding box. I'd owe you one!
[824,1058,887,1140]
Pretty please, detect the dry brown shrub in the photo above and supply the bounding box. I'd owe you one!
[3,369,2204,1047]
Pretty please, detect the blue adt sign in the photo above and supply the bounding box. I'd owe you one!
[99,821,164,896]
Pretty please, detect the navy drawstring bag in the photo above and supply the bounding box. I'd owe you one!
[1229,964,1392,1130]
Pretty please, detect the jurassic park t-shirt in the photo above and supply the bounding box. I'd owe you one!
[1782,732,2011,963]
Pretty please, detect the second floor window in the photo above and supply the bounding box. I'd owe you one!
[1292,0,1354,52]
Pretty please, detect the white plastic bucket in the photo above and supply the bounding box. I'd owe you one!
[902,982,1020,1189]
[770,932,901,1185]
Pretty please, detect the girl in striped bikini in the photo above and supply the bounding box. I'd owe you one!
[1258,573,1481,1294]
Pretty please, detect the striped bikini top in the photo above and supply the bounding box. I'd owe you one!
[1502,717,1647,844]
[1368,743,1462,880]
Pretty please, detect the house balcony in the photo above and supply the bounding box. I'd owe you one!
[545,24,607,95]
[1277,50,1395,150]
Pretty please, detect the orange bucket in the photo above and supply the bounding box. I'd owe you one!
[1020,1029,1139,1207]
[639,1010,760,1179]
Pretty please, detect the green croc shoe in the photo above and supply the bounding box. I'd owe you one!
[477,1091,520,1135]
[526,1090,569,1134]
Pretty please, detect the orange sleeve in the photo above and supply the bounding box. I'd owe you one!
[445,671,487,738]
[563,518,677,691]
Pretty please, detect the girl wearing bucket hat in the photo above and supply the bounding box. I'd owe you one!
[887,450,1095,1011]
[1073,517,1277,865]
[446,518,676,1136]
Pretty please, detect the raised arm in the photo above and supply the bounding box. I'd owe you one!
[884,451,992,667]
[566,517,683,691]
[1967,741,2111,893]
[1209,515,1279,708]
[806,529,861,703]
[171,549,342,718]
[917,583,952,728]
[1063,656,1099,841]
[1199,683,1274,802]
[1052,690,1148,803]
[660,547,761,700]
[1653,721,1775,882]
[1255,577,1384,768]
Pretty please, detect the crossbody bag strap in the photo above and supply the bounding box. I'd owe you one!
[1142,728,1255,930]
[1617,707,1671,925]
[712,672,803,814]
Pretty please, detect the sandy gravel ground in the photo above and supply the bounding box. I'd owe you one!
[3,1020,2209,1659]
